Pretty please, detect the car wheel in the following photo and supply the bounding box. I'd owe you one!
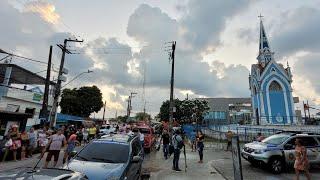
[268,158,283,174]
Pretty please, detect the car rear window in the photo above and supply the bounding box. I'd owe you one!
[139,128,150,134]
[76,141,129,163]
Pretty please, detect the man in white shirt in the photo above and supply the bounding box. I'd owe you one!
[139,130,145,147]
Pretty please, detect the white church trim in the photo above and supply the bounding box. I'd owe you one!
[249,17,296,125]
[265,77,290,121]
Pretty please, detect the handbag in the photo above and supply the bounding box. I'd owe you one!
[5,138,13,147]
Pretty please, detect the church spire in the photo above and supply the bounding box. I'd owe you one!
[259,16,270,51]
[257,14,274,66]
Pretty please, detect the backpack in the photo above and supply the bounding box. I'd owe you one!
[174,135,184,149]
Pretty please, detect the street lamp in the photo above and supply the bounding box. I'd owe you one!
[61,69,93,88]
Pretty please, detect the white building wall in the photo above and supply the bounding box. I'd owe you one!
[0,87,53,128]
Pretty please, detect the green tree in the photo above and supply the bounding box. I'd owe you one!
[135,112,151,121]
[117,115,128,123]
[158,99,183,122]
[179,99,210,124]
[60,85,104,117]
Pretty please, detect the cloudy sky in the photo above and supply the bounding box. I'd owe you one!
[1,0,320,118]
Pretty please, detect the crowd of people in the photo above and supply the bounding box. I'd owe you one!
[0,123,102,164]
[1,122,313,179]
[1,125,38,162]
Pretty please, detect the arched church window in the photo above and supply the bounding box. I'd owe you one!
[269,81,282,91]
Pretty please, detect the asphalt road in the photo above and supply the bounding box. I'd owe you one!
[1,144,319,180]
[207,147,320,180]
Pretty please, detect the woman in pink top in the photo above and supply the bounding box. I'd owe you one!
[294,138,311,180]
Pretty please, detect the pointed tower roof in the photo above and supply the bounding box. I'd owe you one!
[259,19,270,51]
[257,15,274,66]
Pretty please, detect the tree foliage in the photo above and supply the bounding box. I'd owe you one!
[158,99,210,124]
[135,112,151,121]
[159,99,183,121]
[60,85,104,117]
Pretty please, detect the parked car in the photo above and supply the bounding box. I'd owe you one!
[99,124,116,136]
[66,134,143,180]
[0,167,87,179]
[241,132,320,174]
[137,125,156,152]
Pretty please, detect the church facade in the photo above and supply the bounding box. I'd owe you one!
[249,19,296,125]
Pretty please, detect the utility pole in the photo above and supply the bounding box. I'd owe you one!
[102,100,106,120]
[126,92,137,121]
[168,41,176,128]
[303,101,307,123]
[49,38,83,128]
[127,96,131,118]
[307,100,311,121]
[40,46,52,123]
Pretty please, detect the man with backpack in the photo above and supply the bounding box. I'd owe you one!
[172,129,184,172]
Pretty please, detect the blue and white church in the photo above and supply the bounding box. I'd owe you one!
[249,18,296,125]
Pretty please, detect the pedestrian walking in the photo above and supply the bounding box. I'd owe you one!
[20,130,29,160]
[44,128,67,168]
[63,130,78,164]
[27,128,37,157]
[76,127,83,145]
[161,129,170,159]
[196,131,204,163]
[38,127,48,159]
[294,138,311,180]
[190,130,196,152]
[2,136,12,162]
[88,125,96,140]
[172,129,184,172]
[255,132,265,142]
[139,129,145,148]
[82,127,89,144]
[226,130,233,151]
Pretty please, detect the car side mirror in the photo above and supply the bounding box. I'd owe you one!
[70,150,77,158]
[131,156,141,163]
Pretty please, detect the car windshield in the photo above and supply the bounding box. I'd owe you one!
[262,134,290,145]
[139,128,150,134]
[76,141,129,163]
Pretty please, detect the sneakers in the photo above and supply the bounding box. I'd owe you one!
[175,169,182,172]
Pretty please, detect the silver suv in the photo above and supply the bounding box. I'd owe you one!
[241,132,320,174]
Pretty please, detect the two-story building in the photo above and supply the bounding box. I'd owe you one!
[0,63,54,139]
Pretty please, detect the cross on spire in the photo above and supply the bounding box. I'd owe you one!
[258,13,264,20]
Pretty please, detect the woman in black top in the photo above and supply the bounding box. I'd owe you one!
[196,131,204,163]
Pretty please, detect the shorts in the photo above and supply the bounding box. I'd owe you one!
[46,150,60,162]
[66,143,75,154]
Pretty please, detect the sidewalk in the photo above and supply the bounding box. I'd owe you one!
[0,151,65,172]
[143,147,226,180]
